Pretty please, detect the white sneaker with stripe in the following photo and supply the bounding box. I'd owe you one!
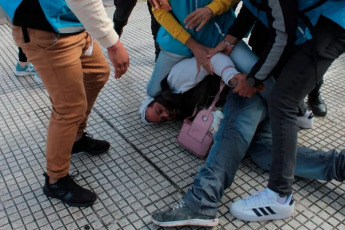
[230,188,294,221]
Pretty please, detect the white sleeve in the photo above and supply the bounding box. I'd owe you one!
[66,0,119,48]
[167,58,209,94]
[210,53,239,86]
[167,53,239,93]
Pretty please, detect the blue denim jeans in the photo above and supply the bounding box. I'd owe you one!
[146,40,258,97]
[267,17,345,195]
[183,77,345,216]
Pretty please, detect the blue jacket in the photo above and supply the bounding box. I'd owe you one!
[156,0,236,56]
[243,0,345,45]
[0,0,84,33]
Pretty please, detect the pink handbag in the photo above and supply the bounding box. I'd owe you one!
[177,81,225,159]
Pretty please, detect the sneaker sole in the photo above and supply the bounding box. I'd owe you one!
[152,218,219,227]
[230,207,294,222]
[71,148,109,155]
[34,74,43,84]
[72,145,110,155]
[43,186,97,207]
[15,71,36,76]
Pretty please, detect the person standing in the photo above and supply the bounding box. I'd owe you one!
[209,0,345,221]
[113,0,161,60]
[0,0,129,207]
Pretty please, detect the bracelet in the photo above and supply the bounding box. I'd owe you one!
[224,40,235,47]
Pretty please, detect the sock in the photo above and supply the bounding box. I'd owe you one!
[277,194,289,205]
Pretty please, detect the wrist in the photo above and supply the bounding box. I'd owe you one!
[224,40,235,47]
[185,37,198,50]
[246,73,262,87]
[228,77,238,88]
[204,7,214,17]
[107,40,120,52]
[224,34,238,47]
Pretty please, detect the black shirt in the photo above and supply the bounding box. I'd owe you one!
[13,0,54,32]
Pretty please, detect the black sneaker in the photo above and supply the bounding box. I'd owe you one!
[151,201,218,227]
[308,92,327,117]
[71,132,110,155]
[43,173,97,207]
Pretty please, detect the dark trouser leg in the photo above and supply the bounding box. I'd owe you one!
[113,0,137,36]
[147,1,161,61]
[307,79,327,117]
[268,17,345,195]
[18,47,27,62]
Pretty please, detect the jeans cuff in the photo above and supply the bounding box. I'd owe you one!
[183,191,218,217]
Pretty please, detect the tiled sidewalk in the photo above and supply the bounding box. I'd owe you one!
[0,2,345,230]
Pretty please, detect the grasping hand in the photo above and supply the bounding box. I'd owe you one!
[232,74,264,98]
[185,38,213,74]
[147,0,171,10]
[184,7,213,31]
[107,40,129,79]
[194,44,213,74]
[207,34,238,58]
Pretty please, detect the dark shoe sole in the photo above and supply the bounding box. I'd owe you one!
[43,186,97,207]
[71,145,110,155]
[152,218,219,227]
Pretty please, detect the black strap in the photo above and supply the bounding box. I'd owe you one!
[300,0,328,13]
[22,27,30,43]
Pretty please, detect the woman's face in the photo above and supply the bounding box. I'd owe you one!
[145,102,180,123]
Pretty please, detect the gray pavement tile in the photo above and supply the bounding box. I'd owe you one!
[0,2,345,230]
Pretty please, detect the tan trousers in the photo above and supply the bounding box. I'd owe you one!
[12,27,110,179]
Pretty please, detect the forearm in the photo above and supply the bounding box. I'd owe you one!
[66,0,118,48]
[211,53,239,85]
[228,5,257,40]
[249,0,298,82]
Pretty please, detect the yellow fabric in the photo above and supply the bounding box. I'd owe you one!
[153,0,239,45]
[207,0,240,16]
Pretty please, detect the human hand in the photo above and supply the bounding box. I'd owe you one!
[184,7,213,31]
[185,38,213,74]
[232,74,258,98]
[207,35,237,58]
[207,41,233,58]
[107,40,129,79]
[148,0,171,10]
[194,45,214,74]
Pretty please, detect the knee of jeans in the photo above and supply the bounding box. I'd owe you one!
[72,102,88,122]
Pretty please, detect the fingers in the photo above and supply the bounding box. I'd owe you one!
[195,21,207,31]
[151,0,160,9]
[204,63,214,75]
[148,0,171,10]
[115,61,129,79]
[161,0,172,10]
[184,8,212,30]
[196,62,201,73]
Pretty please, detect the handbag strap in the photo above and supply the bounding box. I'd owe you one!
[189,80,225,117]
[208,80,225,112]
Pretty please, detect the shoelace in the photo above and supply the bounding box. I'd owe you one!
[70,170,80,179]
[173,201,186,210]
[61,170,82,193]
